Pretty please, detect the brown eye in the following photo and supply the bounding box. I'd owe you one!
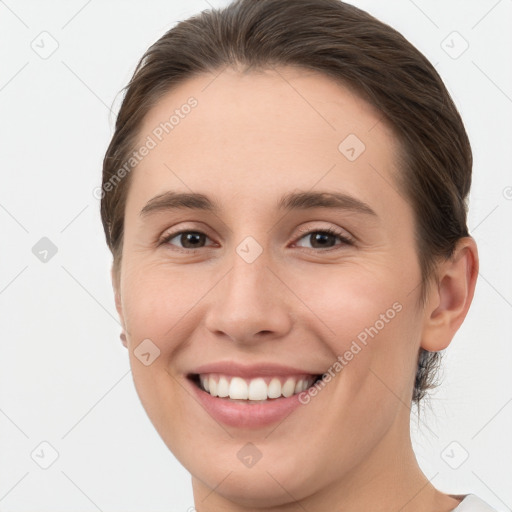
[295,228,353,250]
[163,231,211,250]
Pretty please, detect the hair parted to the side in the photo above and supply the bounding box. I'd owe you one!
[100,0,472,405]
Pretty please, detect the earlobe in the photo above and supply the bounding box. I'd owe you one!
[421,237,479,352]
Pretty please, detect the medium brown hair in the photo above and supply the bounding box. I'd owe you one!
[100,0,472,404]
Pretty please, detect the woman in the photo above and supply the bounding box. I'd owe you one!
[99,0,495,510]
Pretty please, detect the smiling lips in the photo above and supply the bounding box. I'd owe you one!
[188,361,322,403]
[187,362,325,427]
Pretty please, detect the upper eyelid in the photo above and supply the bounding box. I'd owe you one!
[294,224,353,240]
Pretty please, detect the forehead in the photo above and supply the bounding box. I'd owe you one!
[128,66,406,219]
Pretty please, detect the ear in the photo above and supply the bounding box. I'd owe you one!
[111,265,128,348]
[421,237,479,352]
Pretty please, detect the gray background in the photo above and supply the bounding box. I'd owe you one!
[0,0,511,510]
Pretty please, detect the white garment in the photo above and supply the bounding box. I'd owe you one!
[452,494,498,511]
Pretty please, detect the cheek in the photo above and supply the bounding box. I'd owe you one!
[120,262,201,415]
[121,260,207,344]
[299,263,420,400]
[120,262,199,448]
[298,262,413,347]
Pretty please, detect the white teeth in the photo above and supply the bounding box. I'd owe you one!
[201,375,210,393]
[217,376,229,398]
[282,377,295,398]
[209,378,218,397]
[200,374,316,401]
[268,378,281,398]
[248,378,268,400]
[229,376,249,399]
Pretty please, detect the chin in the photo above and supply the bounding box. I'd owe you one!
[191,465,315,509]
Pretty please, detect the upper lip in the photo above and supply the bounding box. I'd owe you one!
[188,361,322,379]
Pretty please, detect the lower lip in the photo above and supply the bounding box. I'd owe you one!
[187,377,307,428]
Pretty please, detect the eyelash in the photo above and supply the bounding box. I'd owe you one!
[295,226,354,250]
[158,226,354,253]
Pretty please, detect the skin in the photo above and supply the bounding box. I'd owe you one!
[112,66,478,511]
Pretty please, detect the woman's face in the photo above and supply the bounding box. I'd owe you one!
[116,66,429,507]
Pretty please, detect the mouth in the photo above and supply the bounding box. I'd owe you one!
[188,373,323,403]
[185,361,329,427]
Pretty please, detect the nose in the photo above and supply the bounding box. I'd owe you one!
[203,245,294,345]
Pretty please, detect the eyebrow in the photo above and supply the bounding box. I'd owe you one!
[140,190,377,217]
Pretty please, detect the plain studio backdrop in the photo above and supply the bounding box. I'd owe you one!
[0,0,511,511]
